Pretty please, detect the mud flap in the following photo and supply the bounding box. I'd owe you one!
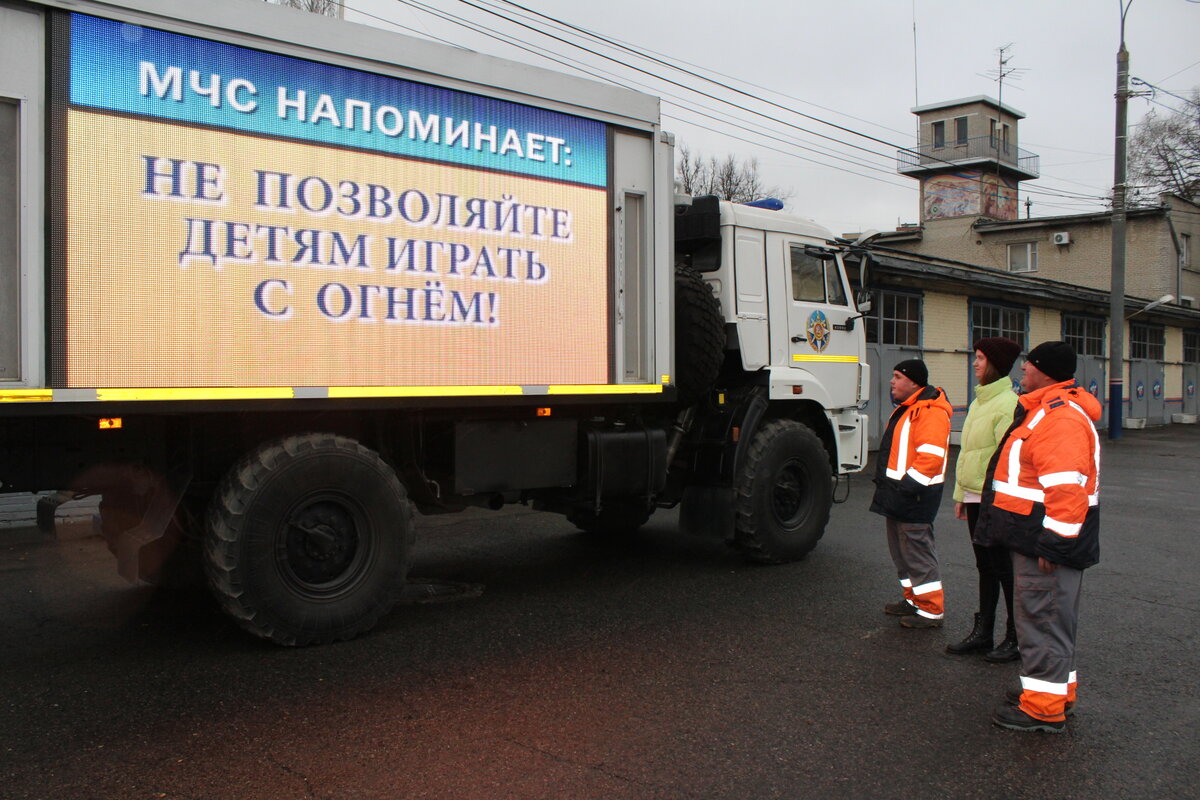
[679,485,736,541]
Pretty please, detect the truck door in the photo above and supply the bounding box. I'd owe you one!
[768,234,861,409]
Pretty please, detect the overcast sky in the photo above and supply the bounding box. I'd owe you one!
[338,0,1200,235]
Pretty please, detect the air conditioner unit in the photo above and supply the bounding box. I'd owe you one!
[1181,295,1196,308]
[1051,231,1071,245]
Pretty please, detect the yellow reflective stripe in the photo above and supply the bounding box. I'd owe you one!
[97,387,295,401]
[546,384,663,395]
[0,389,55,402]
[329,385,523,398]
[4,384,665,402]
[792,354,859,363]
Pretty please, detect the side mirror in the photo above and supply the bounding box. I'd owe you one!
[855,290,872,314]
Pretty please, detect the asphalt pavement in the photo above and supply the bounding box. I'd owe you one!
[0,425,1197,799]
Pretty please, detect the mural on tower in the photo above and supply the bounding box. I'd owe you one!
[922,170,1018,221]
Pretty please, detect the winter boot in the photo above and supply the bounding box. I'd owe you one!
[883,599,918,616]
[945,612,993,655]
[1005,687,1075,716]
[991,702,1065,734]
[984,621,1019,663]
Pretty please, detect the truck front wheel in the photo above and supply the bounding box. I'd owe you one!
[205,434,413,645]
[733,420,832,564]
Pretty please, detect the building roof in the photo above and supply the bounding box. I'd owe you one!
[860,247,1200,325]
[910,95,1026,119]
[973,205,1168,232]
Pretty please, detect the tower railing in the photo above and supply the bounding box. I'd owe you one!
[896,136,1040,178]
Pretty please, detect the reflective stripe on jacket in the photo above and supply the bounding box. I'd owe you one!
[870,385,953,523]
[976,380,1102,569]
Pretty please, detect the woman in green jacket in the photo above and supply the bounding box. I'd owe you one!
[947,337,1022,661]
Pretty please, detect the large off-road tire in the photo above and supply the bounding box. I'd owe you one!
[205,434,413,646]
[567,501,654,535]
[674,264,725,405]
[733,420,833,564]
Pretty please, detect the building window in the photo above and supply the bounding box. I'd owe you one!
[1063,315,1105,357]
[1130,323,1165,360]
[971,302,1027,350]
[1183,233,1192,270]
[932,120,946,149]
[1184,330,1200,364]
[1007,242,1038,273]
[954,116,968,146]
[866,290,921,346]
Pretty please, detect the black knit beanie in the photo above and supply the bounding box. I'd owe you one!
[973,337,1022,378]
[1026,340,1077,382]
[893,359,928,387]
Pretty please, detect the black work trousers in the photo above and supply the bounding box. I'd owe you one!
[966,502,1014,629]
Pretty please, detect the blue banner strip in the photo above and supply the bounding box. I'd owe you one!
[68,13,608,187]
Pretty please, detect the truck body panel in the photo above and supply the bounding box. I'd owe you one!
[4,0,670,403]
[1,0,869,645]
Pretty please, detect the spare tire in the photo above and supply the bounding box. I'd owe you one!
[674,264,725,404]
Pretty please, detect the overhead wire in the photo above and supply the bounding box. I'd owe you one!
[472,0,916,141]
[384,0,913,190]
[360,0,1113,209]
[477,0,1111,206]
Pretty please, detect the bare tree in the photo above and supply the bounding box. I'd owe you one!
[267,0,341,18]
[1129,89,1200,203]
[676,146,790,204]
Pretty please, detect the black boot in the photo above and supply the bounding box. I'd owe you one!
[985,621,1019,663]
[945,612,993,655]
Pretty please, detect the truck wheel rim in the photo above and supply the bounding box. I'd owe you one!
[277,492,369,596]
[771,459,807,528]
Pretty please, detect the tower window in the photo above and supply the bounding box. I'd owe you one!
[932,120,945,149]
[955,116,968,146]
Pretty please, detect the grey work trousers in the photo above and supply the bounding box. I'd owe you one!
[885,517,943,618]
[1013,550,1083,719]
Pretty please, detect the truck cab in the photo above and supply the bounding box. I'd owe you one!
[676,196,869,475]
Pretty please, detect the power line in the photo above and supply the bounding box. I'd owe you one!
[476,0,941,164]
[351,1,1113,210]
[473,0,916,141]
[333,0,464,47]
[1155,57,1200,83]
[386,0,909,188]
[475,2,1109,204]
[1132,77,1200,109]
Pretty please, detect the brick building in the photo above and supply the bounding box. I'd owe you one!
[852,96,1200,448]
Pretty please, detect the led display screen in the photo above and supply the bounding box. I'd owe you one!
[50,13,610,389]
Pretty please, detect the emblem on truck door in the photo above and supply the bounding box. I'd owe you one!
[806,310,830,352]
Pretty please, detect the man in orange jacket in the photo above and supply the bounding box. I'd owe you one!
[870,359,953,628]
[977,341,1101,734]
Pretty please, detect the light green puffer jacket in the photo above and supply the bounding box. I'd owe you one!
[952,376,1019,501]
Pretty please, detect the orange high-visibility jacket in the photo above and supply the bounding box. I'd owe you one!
[978,380,1102,569]
[870,385,953,523]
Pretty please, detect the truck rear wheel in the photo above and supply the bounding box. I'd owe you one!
[205,434,413,646]
[733,420,832,564]
[674,264,725,405]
